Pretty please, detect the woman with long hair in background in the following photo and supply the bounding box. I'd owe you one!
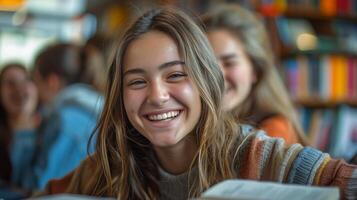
[0,63,38,198]
[202,4,308,145]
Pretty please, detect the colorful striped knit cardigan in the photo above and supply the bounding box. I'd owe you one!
[39,125,357,199]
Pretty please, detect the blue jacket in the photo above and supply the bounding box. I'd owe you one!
[10,84,103,190]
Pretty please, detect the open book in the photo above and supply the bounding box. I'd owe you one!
[197,179,339,200]
[29,179,339,200]
[29,194,115,200]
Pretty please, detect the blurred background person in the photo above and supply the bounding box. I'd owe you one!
[0,63,38,198]
[11,43,103,192]
[81,34,109,93]
[202,4,309,146]
[0,63,38,184]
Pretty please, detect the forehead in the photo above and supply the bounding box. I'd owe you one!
[123,30,182,71]
[2,67,26,79]
[207,29,244,54]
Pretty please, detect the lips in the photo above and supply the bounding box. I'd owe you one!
[142,109,183,129]
[147,110,180,121]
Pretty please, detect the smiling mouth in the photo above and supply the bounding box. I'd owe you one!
[146,110,181,121]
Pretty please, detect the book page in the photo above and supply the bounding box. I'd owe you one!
[199,179,339,200]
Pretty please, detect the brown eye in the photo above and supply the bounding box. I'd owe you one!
[167,72,187,82]
[128,79,146,89]
[223,60,237,68]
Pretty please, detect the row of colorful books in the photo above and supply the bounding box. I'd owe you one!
[258,0,357,16]
[300,106,357,161]
[283,55,357,101]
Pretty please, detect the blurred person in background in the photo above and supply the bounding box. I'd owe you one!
[0,63,38,198]
[11,43,103,192]
[202,4,308,146]
[0,63,39,184]
[81,34,109,93]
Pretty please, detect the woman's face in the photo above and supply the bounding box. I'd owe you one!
[0,67,38,117]
[123,30,201,150]
[207,29,256,111]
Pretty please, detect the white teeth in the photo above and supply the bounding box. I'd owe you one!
[148,111,179,121]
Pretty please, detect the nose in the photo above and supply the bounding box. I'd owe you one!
[14,81,28,97]
[9,79,26,93]
[147,80,169,106]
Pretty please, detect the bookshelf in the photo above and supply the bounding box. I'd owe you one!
[255,0,357,161]
[296,99,357,108]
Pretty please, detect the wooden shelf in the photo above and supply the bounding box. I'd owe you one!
[279,47,357,58]
[283,8,357,21]
[294,99,357,107]
[0,0,24,12]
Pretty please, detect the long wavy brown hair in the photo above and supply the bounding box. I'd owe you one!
[84,7,242,199]
[202,4,308,145]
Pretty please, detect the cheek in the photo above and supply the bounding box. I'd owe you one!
[123,89,143,118]
[230,65,254,86]
[29,84,38,96]
[225,67,242,86]
[26,84,38,102]
[173,83,201,110]
[123,90,134,113]
[1,90,17,112]
[1,88,12,102]
[0,91,7,106]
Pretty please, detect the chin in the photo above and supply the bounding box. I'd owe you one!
[151,132,189,148]
[149,134,177,147]
[153,140,179,148]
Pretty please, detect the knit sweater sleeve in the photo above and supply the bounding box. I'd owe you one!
[238,125,357,199]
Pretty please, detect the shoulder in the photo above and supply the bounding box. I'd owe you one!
[66,154,101,194]
[236,124,306,180]
[56,84,103,115]
[237,124,286,158]
[239,124,271,141]
[239,123,301,161]
[56,105,98,133]
[38,155,99,195]
[259,115,298,145]
[236,128,333,184]
[57,104,97,120]
[259,115,291,131]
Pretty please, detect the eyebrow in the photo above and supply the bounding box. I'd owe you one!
[123,60,185,77]
[219,53,237,61]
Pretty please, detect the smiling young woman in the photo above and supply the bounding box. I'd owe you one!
[122,30,202,175]
[36,7,357,200]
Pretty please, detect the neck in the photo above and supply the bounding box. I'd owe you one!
[154,134,197,175]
